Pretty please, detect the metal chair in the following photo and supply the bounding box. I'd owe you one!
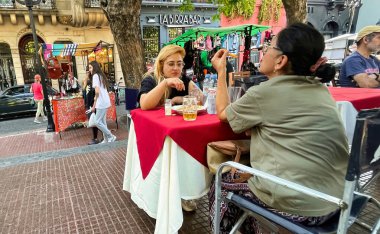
[214,108,380,234]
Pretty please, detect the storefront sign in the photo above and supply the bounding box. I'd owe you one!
[159,14,203,25]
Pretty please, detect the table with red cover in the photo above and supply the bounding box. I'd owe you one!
[131,108,245,179]
[52,93,117,133]
[328,87,380,111]
[123,108,246,234]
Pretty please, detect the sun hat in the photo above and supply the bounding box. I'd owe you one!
[356,25,380,42]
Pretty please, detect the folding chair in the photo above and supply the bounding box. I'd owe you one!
[214,108,380,234]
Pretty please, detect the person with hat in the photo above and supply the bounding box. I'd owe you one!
[339,25,380,88]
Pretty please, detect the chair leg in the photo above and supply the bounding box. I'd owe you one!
[229,212,249,234]
[372,217,380,234]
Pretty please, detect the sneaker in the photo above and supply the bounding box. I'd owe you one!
[43,117,48,121]
[181,199,197,212]
[100,139,107,144]
[108,135,117,143]
[87,139,99,145]
[34,119,41,124]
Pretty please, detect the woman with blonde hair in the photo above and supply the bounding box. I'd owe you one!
[137,45,199,211]
[138,45,199,110]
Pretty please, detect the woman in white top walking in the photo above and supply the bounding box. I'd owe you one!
[89,61,116,143]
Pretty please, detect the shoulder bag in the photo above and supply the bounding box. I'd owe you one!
[207,139,252,183]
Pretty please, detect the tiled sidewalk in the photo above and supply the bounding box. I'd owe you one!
[0,122,127,159]
[0,125,378,233]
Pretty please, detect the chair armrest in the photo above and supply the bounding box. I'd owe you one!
[217,161,344,207]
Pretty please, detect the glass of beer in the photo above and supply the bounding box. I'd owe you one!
[182,96,197,121]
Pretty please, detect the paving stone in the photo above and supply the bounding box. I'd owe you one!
[0,122,378,233]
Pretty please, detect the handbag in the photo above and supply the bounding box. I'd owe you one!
[207,139,252,182]
[88,112,96,128]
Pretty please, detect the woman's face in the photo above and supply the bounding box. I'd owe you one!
[89,65,93,75]
[162,53,184,78]
[259,37,283,77]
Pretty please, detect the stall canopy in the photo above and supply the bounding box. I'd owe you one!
[165,24,270,47]
[323,33,357,63]
[41,41,111,60]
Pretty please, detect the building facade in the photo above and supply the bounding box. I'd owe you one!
[307,0,352,38]
[0,0,218,91]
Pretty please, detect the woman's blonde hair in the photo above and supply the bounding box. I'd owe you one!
[144,44,185,101]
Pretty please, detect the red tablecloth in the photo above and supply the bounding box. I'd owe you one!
[328,87,380,111]
[52,93,117,133]
[131,108,245,179]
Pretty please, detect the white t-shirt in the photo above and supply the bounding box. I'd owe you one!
[92,73,111,109]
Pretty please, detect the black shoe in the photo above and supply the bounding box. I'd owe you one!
[87,139,99,145]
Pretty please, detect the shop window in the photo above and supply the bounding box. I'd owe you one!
[88,45,115,83]
[143,26,160,67]
[168,27,185,42]
[0,43,16,91]
[18,34,44,85]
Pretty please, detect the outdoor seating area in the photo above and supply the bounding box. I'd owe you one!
[123,86,380,233]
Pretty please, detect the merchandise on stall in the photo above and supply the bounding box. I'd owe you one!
[39,41,118,136]
[165,24,270,85]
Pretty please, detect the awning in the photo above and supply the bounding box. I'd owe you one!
[165,24,271,47]
[41,41,111,60]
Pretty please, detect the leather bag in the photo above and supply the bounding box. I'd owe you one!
[207,139,252,182]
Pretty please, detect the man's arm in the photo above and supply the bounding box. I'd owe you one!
[353,73,380,88]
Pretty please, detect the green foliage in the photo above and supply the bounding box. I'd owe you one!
[258,0,282,23]
[180,0,282,23]
[214,0,256,19]
[179,0,195,12]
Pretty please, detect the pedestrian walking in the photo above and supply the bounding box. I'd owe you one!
[30,74,46,124]
[83,66,99,145]
[89,61,116,143]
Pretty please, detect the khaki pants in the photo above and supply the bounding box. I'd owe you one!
[35,99,45,119]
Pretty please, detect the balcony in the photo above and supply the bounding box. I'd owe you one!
[84,0,215,8]
[84,0,100,8]
[0,0,14,8]
[143,0,216,8]
[0,0,55,9]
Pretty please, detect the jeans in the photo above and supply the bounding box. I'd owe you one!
[94,108,112,140]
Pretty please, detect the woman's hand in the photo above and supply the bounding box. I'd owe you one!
[165,78,185,91]
[91,106,95,113]
[171,96,183,105]
[211,49,228,73]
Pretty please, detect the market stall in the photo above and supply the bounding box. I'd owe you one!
[52,92,117,136]
[40,41,117,136]
[165,24,270,84]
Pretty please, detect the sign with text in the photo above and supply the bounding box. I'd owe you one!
[158,14,208,25]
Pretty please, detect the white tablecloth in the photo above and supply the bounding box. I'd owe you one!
[123,122,213,234]
[336,101,358,145]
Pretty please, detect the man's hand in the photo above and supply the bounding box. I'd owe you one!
[211,49,228,73]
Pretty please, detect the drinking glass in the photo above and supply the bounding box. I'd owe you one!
[228,87,242,103]
[164,99,172,116]
[182,96,197,121]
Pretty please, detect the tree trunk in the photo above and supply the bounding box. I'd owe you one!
[101,0,145,89]
[282,0,307,25]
